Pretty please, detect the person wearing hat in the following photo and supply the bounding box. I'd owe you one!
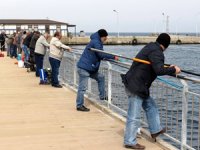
[122,33,181,149]
[76,29,118,112]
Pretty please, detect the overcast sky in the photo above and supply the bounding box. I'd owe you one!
[1,0,200,33]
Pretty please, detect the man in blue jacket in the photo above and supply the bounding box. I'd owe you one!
[76,29,117,112]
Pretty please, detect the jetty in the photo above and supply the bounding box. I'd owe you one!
[61,35,200,45]
[0,54,167,150]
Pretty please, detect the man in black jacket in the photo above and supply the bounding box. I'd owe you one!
[0,31,7,51]
[29,31,40,71]
[123,33,181,149]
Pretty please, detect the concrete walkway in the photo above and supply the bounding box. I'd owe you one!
[0,54,164,150]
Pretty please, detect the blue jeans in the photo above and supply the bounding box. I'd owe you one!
[35,53,44,77]
[49,57,61,86]
[76,68,105,108]
[124,91,162,146]
[22,44,29,62]
[10,44,17,58]
[7,45,10,56]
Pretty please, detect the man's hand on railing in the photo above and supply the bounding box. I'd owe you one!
[68,47,72,52]
[170,65,181,74]
[115,56,124,62]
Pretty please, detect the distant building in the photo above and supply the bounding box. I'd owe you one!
[0,19,76,36]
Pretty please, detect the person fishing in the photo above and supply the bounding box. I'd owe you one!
[121,33,181,149]
[76,29,118,112]
[49,31,72,88]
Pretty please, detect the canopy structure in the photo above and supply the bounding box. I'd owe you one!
[0,19,76,36]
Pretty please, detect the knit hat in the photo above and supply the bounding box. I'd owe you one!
[98,29,108,37]
[156,33,171,48]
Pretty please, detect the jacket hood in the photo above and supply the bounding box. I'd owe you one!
[90,32,101,41]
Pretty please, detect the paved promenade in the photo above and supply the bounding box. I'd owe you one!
[0,54,163,150]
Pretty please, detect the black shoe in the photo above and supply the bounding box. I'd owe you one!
[124,144,145,149]
[77,105,90,112]
[52,84,63,88]
[100,96,110,101]
[39,81,50,85]
[151,128,166,140]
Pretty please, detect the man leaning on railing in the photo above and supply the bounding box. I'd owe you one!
[121,33,181,150]
[76,29,118,112]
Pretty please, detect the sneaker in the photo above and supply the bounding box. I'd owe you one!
[77,105,90,112]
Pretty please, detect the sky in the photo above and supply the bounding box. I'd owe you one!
[1,0,200,33]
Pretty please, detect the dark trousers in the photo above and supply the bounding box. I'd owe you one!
[35,53,44,77]
[0,41,5,51]
[10,44,17,58]
[49,57,61,86]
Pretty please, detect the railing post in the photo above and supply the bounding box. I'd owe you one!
[88,78,92,97]
[73,53,77,87]
[107,62,112,108]
[180,79,189,150]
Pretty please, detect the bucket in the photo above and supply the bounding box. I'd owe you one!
[18,60,24,68]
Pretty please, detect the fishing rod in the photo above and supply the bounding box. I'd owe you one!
[71,47,200,83]
[89,48,200,77]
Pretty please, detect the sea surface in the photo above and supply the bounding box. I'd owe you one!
[69,44,200,149]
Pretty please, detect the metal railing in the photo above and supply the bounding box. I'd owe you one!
[44,51,200,150]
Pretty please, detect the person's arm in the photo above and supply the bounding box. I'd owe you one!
[54,40,71,51]
[41,37,50,47]
[148,50,176,76]
[93,41,115,60]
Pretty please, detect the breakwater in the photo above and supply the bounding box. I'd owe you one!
[61,35,200,45]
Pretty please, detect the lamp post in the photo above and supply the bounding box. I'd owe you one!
[162,13,165,32]
[113,10,119,38]
[195,12,200,37]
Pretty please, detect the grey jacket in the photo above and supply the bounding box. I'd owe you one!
[35,35,50,55]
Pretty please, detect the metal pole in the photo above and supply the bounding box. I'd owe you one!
[107,62,112,108]
[73,54,77,87]
[180,79,189,150]
[113,10,119,38]
[162,13,165,32]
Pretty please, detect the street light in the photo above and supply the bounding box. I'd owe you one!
[113,10,119,38]
[162,13,165,32]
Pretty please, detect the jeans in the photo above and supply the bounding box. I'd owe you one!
[124,91,162,146]
[22,44,29,62]
[49,57,61,86]
[76,68,105,108]
[7,45,10,56]
[10,44,17,58]
[35,53,44,77]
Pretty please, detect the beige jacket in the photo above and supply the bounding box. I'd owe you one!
[35,35,50,55]
[49,37,70,61]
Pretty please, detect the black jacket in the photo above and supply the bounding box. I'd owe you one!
[122,42,176,99]
[23,33,34,48]
[29,34,39,50]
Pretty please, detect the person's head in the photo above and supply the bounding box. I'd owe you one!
[54,31,62,40]
[44,32,50,39]
[23,31,27,35]
[156,33,171,51]
[35,31,40,36]
[98,29,108,43]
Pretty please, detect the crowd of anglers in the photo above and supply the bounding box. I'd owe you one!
[2,28,182,149]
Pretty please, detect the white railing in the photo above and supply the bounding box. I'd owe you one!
[44,51,200,150]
